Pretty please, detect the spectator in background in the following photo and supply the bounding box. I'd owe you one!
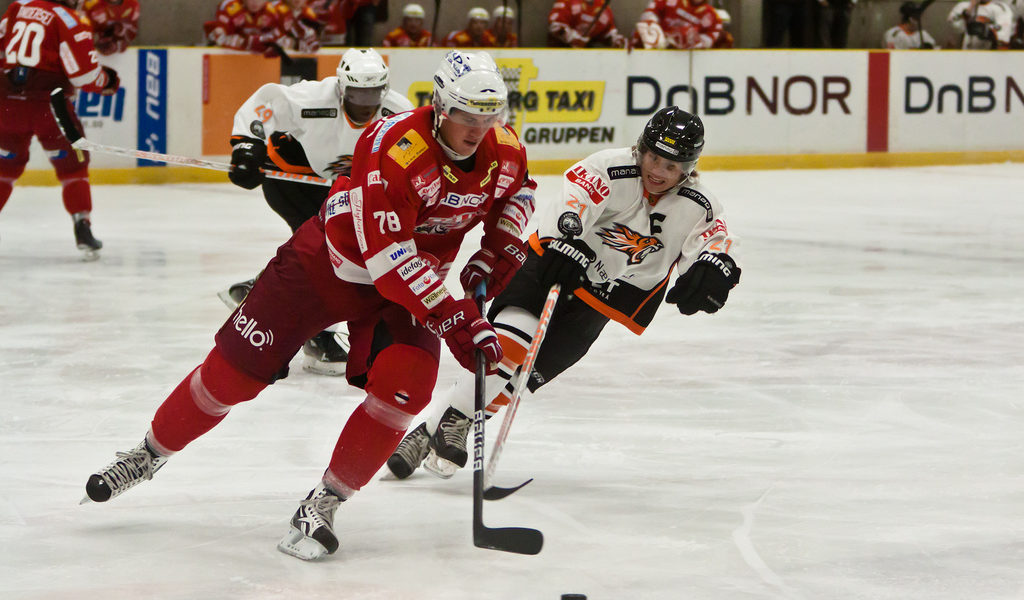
[267,0,321,53]
[344,0,380,47]
[443,7,490,47]
[78,0,140,55]
[382,3,432,47]
[547,0,626,48]
[1002,0,1024,47]
[813,0,855,48]
[765,0,811,47]
[713,5,734,48]
[204,0,279,53]
[484,5,518,47]
[632,0,723,49]
[947,0,1014,48]
[309,0,346,45]
[883,2,936,48]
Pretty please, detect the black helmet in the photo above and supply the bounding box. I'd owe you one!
[639,106,704,164]
[899,2,920,22]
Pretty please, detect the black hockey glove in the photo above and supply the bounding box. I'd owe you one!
[228,137,267,190]
[537,237,595,290]
[666,252,740,315]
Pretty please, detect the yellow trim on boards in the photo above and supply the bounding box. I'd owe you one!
[14,150,1024,186]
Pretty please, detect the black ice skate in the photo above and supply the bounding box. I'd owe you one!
[423,407,472,479]
[217,277,256,310]
[72,213,102,261]
[301,330,348,376]
[83,440,167,503]
[277,482,343,561]
[385,423,431,479]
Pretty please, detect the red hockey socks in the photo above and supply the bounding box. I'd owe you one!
[148,348,266,454]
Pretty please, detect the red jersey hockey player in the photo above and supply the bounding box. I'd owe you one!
[443,7,491,47]
[548,0,627,48]
[388,106,741,481]
[633,0,723,49]
[483,5,518,47]
[78,0,139,55]
[0,0,120,259]
[83,50,537,561]
[382,3,432,47]
[203,0,278,53]
[265,0,320,53]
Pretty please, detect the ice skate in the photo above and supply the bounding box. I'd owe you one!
[384,423,431,480]
[73,213,102,261]
[423,407,472,479]
[277,482,343,561]
[302,330,348,376]
[84,440,167,503]
[217,277,255,309]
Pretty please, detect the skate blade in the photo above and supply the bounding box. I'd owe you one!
[277,526,331,561]
[423,451,459,480]
[301,356,347,376]
[79,494,93,505]
[216,289,240,310]
[78,248,100,262]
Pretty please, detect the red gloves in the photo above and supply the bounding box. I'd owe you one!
[425,299,503,372]
[460,231,527,301]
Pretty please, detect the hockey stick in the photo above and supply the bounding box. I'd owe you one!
[48,89,331,186]
[472,281,544,555]
[581,0,612,39]
[916,0,936,48]
[431,0,441,43]
[482,283,560,501]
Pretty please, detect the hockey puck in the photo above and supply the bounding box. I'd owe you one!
[561,595,587,600]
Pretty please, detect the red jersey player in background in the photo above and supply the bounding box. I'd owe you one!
[203,0,278,53]
[443,7,490,47]
[633,0,723,49]
[0,0,120,259]
[382,2,431,47]
[308,0,345,46]
[83,50,537,561]
[77,0,139,55]
[548,0,626,48]
[266,0,320,53]
[483,5,518,47]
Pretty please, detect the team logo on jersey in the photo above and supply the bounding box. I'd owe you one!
[249,120,266,139]
[607,165,639,180]
[678,187,713,222]
[388,130,427,168]
[557,211,583,237]
[412,167,441,205]
[301,108,338,118]
[566,165,610,205]
[494,126,520,148]
[596,223,663,265]
[327,154,354,177]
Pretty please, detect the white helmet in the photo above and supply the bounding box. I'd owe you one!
[336,48,390,125]
[432,50,507,124]
[467,7,489,21]
[492,6,514,20]
[402,3,425,18]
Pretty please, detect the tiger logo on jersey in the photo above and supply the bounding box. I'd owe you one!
[596,223,663,265]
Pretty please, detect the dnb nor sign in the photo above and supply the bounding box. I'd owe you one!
[137,49,168,167]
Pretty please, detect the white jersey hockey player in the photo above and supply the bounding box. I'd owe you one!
[947,0,1015,48]
[386,106,742,480]
[222,47,414,375]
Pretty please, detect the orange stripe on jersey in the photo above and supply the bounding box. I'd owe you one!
[485,391,512,414]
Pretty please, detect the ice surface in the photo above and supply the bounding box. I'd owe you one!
[1,165,1022,599]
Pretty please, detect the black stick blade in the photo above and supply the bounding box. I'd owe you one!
[483,478,533,501]
[48,89,83,145]
[474,525,544,555]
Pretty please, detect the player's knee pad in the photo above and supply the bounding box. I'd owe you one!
[365,344,438,417]
[197,346,268,408]
[0,144,28,179]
